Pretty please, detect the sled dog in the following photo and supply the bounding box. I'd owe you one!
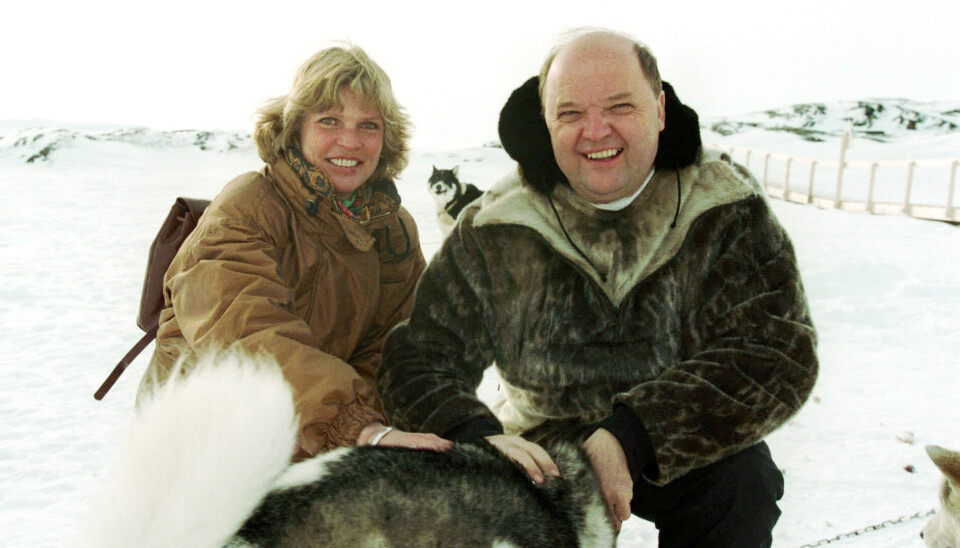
[74,352,615,548]
[923,445,960,548]
[427,165,483,237]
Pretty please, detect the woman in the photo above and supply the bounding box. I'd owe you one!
[137,44,450,458]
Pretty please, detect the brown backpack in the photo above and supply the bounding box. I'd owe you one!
[94,197,210,400]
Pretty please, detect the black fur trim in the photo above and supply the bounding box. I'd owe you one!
[658,82,702,170]
[497,77,702,195]
[497,76,565,195]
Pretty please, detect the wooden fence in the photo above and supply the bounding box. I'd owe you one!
[706,130,960,224]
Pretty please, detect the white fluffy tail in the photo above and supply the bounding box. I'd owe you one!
[73,352,298,548]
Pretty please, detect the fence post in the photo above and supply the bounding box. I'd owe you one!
[835,126,851,208]
[903,160,916,214]
[867,163,878,213]
[785,158,794,202]
[762,153,771,194]
[808,161,818,205]
[948,160,958,220]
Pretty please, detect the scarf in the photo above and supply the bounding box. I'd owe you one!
[285,146,373,221]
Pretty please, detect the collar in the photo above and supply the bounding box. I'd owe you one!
[589,169,656,211]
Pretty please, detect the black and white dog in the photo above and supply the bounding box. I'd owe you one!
[73,353,616,548]
[427,165,484,236]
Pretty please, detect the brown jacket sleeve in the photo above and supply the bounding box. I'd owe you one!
[160,184,383,455]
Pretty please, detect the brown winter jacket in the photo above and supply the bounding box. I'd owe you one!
[138,157,425,456]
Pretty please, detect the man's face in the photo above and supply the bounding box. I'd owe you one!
[543,36,665,204]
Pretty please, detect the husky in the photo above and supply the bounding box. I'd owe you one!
[74,353,615,548]
[923,445,960,548]
[427,165,484,236]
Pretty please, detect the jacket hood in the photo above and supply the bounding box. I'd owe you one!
[497,76,702,195]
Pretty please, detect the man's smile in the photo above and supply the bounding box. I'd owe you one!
[585,148,623,160]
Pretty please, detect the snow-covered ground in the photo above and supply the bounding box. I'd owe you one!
[0,112,958,547]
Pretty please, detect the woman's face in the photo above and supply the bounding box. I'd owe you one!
[299,90,384,198]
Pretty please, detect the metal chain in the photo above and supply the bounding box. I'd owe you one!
[796,508,936,547]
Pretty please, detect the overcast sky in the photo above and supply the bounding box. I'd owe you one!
[2,0,957,149]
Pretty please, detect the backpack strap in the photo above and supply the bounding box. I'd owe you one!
[94,326,157,400]
[94,197,209,400]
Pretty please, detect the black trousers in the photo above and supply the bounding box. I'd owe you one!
[630,442,784,548]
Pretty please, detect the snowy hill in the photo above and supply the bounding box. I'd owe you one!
[0,122,252,163]
[5,98,959,167]
[705,99,960,142]
[0,115,959,548]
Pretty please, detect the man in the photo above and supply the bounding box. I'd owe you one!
[379,29,817,547]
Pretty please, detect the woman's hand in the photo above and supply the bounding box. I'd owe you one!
[583,428,633,532]
[485,434,560,484]
[356,422,453,452]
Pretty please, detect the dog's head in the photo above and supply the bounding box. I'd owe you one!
[923,445,960,548]
[427,165,461,207]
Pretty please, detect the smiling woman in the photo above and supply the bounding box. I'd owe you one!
[136,44,452,460]
[299,91,384,198]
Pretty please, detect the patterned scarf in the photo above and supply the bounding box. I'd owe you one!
[285,146,373,221]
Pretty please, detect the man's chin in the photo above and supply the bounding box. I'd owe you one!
[570,179,637,204]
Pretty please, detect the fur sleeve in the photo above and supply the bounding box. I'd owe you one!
[378,211,500,436]
[614,197,818,485]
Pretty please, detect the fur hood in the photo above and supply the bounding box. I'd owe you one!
[497,76,702,195]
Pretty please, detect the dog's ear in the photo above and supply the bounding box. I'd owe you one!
[453,165,459,177]
[927,445,960,486]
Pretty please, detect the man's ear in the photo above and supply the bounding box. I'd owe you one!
[657,90,666,132]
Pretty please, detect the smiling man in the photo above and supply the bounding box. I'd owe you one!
[379,29,818,548]
[542,32,665,205]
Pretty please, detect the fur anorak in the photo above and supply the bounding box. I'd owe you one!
[139,157,425,456]
[379,79,817,486]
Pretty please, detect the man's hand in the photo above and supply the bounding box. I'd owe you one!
[485,434,561,484]
[356,422,453,452]
[583,428,633,532]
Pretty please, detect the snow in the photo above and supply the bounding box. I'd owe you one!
[1,120,958,548]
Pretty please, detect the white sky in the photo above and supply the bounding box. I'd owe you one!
[2,0,957,149]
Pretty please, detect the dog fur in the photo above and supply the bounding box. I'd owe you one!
[427,165,484,237]
[923,445,960,548]
[74,353,615,548]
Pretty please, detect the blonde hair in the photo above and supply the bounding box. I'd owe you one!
[538,28,662,105]
[254,44,411,182]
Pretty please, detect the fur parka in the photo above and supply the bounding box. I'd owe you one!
[378,78,817,485]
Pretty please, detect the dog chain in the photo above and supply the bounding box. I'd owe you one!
[796,508,936,547]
